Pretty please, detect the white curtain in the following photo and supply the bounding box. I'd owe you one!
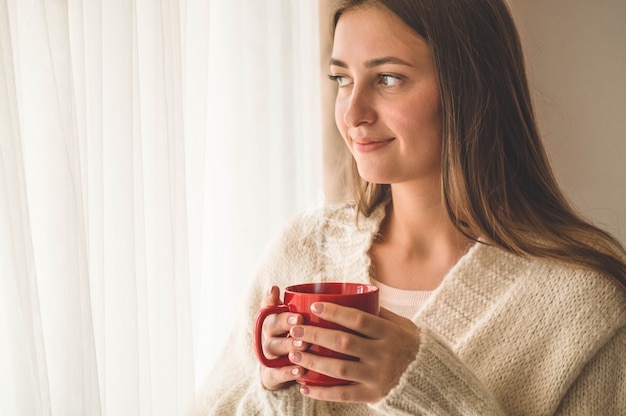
[0,0,322,414]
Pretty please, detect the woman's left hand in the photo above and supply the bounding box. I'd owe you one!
[287,302,420,403]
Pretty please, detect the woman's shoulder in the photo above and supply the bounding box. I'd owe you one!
[269,203,352,245]
[252,203,380,289]
[275,201,383,244]
[290,202,357,228]
[429,243,626,369]
[470,243,626,321]
[256,203,357,265]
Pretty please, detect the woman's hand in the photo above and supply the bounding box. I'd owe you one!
[259,286,310,391]
[287,303,420,403]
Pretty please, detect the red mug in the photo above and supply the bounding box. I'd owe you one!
[254,282,379,386]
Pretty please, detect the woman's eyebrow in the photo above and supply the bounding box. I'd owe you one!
[329,58,348,68]
[329,56,414,68]
[365,56,414,68]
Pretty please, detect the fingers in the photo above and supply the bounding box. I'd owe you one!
[259,286,310,392]
[263,330,309,359]
[258,288,416,399]
[289,349,368,384]
[305,303,417,339]
[262,310,301,337]
[261,286,281,308]
[259,286,309,363]
[261,365,305,391]
[289,323,368,360]
[298,384,376,404]
[261,286,302,338]
[289,303,419,359]
[285,302,421,402]
[309,302,387,339]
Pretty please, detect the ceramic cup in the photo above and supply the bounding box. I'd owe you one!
[253,282,379,386]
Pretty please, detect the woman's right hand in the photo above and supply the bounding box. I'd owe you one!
[260,286,308,391]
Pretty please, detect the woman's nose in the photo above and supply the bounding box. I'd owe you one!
[342,86,376,127]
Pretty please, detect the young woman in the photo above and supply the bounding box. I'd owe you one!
[189,0,626,414]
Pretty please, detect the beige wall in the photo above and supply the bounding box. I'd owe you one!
[319,1,626,244]
[509,0,626,244]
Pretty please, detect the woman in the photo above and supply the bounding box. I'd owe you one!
[189,0,626,414]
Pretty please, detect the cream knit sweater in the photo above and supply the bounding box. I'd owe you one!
[188,203,626,415]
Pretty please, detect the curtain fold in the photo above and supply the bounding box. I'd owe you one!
[196,0,323,385]
[0,3,51,415]
[0,0,322,415]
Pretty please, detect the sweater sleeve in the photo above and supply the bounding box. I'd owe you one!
[554,325,626,415]
[370,327,506,415]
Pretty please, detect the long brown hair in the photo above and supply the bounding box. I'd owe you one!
[331,0,626,289]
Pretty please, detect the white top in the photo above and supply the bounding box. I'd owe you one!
[370,277,433,319]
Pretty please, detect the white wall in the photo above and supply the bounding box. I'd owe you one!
[509,0,626,244]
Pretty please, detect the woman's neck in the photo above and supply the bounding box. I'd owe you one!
[369,183,473,290]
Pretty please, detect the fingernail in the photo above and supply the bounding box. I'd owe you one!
[291,367,300,376]
[291,326,304,338]
[311,303,324,314]
[287,315,298,325]
[293,339,303,348]
[300,385,310,395]
[289,351,302,363]
[266,287,273,296]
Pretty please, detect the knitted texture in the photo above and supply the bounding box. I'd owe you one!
[187,203,626,415]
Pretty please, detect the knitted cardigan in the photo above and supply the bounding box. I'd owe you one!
[188,203,626,415]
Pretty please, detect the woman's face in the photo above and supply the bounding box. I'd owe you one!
[331,5,442,187]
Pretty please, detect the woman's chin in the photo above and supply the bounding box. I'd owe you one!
[356,170,392,185]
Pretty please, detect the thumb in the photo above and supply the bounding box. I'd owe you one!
[261,285,281,308]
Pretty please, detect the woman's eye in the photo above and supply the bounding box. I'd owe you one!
[328,74,351,88]
[379,74,401,88]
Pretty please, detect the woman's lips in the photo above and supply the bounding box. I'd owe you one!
[352,137,395,153]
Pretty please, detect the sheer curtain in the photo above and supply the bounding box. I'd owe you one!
[0,0,322,415]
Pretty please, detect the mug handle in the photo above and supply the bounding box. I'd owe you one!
[253,304,292,368]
